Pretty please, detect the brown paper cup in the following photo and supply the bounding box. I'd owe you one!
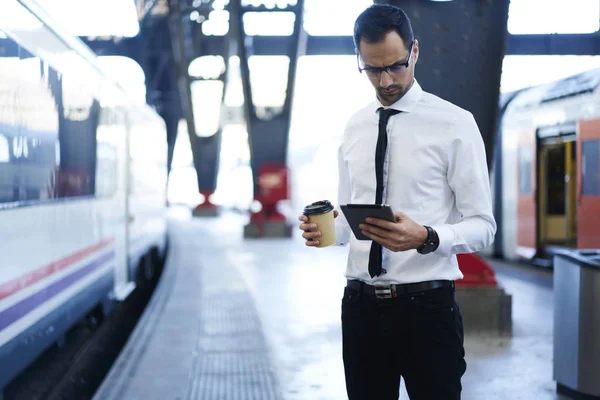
[304,200,336,248]
[308,210,336,248]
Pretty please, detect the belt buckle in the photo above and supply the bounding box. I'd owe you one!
[374,284,396,300]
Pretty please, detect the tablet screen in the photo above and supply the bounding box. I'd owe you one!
[340,204,395,240]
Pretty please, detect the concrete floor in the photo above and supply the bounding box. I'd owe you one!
[180,209,568,400]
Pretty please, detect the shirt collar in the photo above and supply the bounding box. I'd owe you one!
[373,78,423,114]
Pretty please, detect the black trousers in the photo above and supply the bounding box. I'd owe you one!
[341,283,466,400]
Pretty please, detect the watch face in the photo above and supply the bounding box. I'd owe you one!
[421,241,435,254]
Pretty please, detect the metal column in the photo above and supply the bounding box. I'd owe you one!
[377,0,510,171]
[229,0,307,238]
[168,0,228,216]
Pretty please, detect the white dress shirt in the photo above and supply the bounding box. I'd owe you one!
[334,79,497,285]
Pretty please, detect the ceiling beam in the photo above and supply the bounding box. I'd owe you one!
[506,33,600,55]
[76,32,600,58]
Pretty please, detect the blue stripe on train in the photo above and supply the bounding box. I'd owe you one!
[0,270,114,390]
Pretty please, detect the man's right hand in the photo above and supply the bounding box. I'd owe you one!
[298,211,339,247]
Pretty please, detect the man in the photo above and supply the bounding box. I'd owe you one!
[298,4,497,400]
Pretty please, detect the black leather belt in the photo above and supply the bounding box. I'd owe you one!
[346,279,454,299]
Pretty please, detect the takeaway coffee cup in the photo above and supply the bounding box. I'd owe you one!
[303,200,336,248]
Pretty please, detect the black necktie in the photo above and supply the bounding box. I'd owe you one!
[368,108,401,278]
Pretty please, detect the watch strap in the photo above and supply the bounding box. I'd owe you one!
[424,225,434,242]
[417,225,438,254]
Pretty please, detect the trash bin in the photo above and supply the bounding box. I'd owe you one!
[553,249,600,399]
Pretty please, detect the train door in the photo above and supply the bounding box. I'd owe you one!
[577,119,600,248]
[537,126,578,251]
[111,109,134,300]
[517,130,537,259]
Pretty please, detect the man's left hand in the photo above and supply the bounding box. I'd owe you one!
[359,211,428,252]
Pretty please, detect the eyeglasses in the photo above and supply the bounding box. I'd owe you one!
[357,42,414,80]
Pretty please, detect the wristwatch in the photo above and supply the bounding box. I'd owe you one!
[417,226,439,254]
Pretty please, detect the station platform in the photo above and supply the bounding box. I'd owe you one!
[93,207,566,400]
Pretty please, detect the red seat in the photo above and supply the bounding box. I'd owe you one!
[455,253,498,287]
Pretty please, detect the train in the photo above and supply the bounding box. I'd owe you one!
[0,0,168,393]
[493,68,600,265]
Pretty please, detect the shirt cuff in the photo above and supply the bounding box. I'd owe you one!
[431,224,454,257]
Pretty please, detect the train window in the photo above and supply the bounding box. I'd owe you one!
[0,32,60,206]
[519,146,532,194]
[0,133,11,202]
[0,134,8,162]
[582,139,599,196]
[51,64,100,199]
[0,28,108,207]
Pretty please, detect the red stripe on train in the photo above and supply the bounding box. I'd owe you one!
[0,238,115,301]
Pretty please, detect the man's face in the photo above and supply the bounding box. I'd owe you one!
[358,31,418,106]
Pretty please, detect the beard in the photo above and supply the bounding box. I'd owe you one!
[376,84,407,105]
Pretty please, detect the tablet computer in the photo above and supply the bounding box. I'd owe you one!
[340,204,396,241]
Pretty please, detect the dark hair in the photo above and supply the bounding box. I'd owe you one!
[353,4,414,52]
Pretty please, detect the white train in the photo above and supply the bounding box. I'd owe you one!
[494,68,600,264]
[0,0,168,392]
